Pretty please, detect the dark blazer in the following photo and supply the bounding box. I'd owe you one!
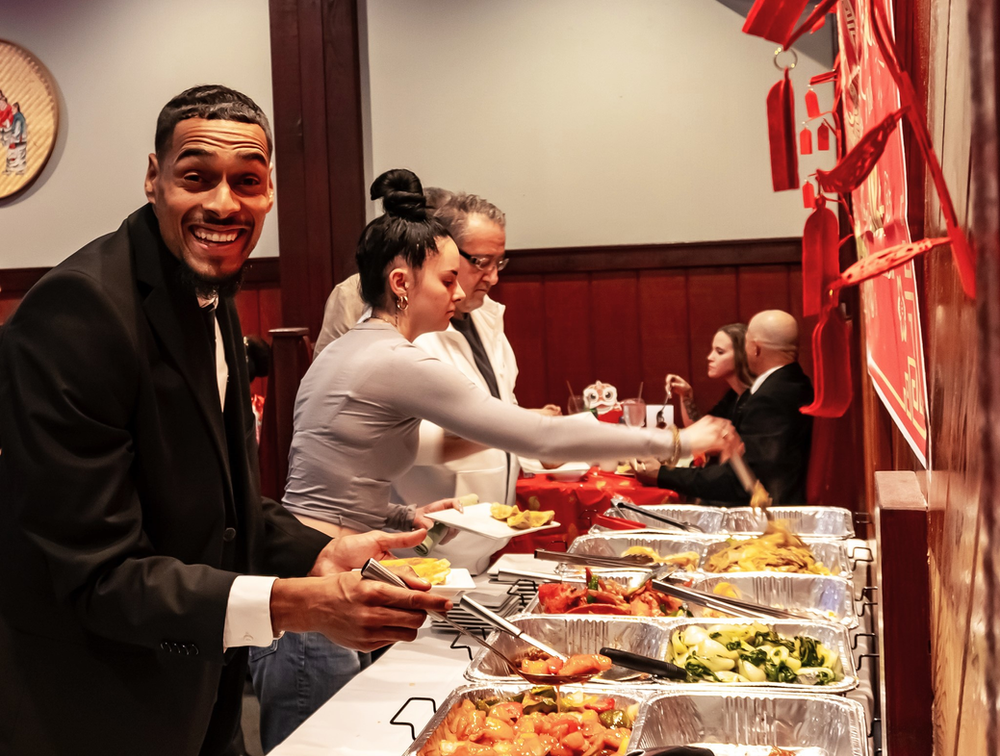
[658,362,814,506]
[0,206,330,756]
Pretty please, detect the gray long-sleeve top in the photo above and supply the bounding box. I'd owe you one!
[282,320,684,532]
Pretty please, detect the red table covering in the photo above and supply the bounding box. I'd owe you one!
[496,468,681,555]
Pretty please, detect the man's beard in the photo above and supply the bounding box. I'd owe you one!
[175,259,246,300]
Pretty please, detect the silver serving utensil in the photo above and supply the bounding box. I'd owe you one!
[613,500,704,533]
[360,560,595,686]
[650,578,814,621]
[534,549,654,569]
[459,597,567,661]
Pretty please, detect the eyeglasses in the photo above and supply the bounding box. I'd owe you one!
[458,249,509,272]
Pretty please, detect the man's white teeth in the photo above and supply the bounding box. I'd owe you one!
[193,229,240,243]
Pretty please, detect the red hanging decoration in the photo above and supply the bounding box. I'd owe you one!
[767,69,799,191]
[800,127,813,155]
[817,122,831,150]
[815,107,907,194]
[784,0,840,49]
[805,88,821,119]
[742,0,809,46]
[801,195,840,317]
[800,296,853,418]
[802,181,816,209]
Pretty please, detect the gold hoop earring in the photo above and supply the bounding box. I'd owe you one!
[397,293,409,313]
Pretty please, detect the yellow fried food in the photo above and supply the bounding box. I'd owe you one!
[712,581,741,599]
[490,502,515,520]
[379,557,451,585]
[703,526,830,575]
[525,510,555,528]
[621,546,700,571]
[504,507,555,529]
[750,480,772,510]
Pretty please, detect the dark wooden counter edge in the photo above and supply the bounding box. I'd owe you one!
[873,470,933,756]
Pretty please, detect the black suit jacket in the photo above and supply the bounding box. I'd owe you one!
[0,206,330,756]
[658,363,814,506]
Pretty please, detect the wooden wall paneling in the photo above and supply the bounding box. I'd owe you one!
[636,270,691,413]
[0,294,19,325]
[589,272,643,399]
[541,275,594,409]
[235,290,261,339]
[686,267,739,411]
[490,276,548,410]
[786,268,815,381]
[735,264,791,325]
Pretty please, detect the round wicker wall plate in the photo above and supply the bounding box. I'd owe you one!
[0,40,59,200]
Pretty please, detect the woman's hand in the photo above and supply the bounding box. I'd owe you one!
[630,457,662,487]
[664,374,692,399]
[414,497,464,544]
[678,416,740,461]
[309,529,433,577]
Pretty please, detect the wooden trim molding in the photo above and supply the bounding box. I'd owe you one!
[504,238,801,275]
[0,257,281,296]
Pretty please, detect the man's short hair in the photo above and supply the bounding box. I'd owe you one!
[155,85,273,160]
[430,191,506,244]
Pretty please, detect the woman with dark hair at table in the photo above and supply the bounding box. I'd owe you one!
[665,323,755,427]
[249,168,739,752]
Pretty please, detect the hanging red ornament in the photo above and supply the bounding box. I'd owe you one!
[800,127,813,155]
[801,296,853,418]
[815,107,907,194]
[802,181,816,209]
[767,69,799,191]
[805,89,820,119]
[742,0,809,46]
[801,195,840,317]
[817,122,831,150]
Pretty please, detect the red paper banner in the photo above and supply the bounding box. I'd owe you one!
[838,0,930,465]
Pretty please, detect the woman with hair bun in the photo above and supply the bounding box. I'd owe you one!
[250,169,740,749]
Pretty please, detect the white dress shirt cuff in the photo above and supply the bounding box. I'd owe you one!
[223,575,282,650]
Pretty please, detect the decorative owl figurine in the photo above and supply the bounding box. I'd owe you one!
[582,380,623,424]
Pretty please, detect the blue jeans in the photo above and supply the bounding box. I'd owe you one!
[248,631,371,753]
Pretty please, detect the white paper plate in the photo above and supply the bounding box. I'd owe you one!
[353,566,476,599]
[426,502,561,541]
[520,461,592,482]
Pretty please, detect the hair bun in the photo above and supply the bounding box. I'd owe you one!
[370,169,427,221]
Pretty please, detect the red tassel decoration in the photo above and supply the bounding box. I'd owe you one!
[815,107,907,194]
[805,89,820,119]
[802,181,816,209]
[743,0,809,46]
[817,122,831,150]
[800,127,813,155]
[767,69,799,191]
[801,195,840,317]
[801,298,853,418]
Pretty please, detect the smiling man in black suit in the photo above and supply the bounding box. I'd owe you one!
[638,309,814,505]
[0,85,450,756]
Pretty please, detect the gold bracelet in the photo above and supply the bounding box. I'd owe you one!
[660,424,682,469]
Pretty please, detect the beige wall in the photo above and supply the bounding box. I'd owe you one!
[364,0,838,248]
[0,0,278,268]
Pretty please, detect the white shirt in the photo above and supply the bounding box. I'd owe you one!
[199,295,280,650]
[750,365,784,394]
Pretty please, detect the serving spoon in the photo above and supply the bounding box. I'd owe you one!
[359,559,598,686]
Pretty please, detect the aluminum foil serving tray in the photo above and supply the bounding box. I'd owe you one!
[565,532,853,579]
[401,683,648,756]
[629,689,870,756]
[599,504,855,539]
[520,571,859,628]
[465,615,858,694]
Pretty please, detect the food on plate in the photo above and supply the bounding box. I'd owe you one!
[505,508,556,530]
[538,569,687,617]
[519,652,613,678]
[620,545,700,571]
[379,557,451,586]
[702,529,831,575]
[418,688,636,756]
[490,502,516,520]
[667,622,843,685]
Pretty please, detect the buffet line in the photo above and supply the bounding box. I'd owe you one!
[388,502,880,756]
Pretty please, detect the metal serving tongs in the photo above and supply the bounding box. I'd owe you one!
[360,560,597,686]
[534,549,655,570]
[649,578,815,621]
[611,498,704,533]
